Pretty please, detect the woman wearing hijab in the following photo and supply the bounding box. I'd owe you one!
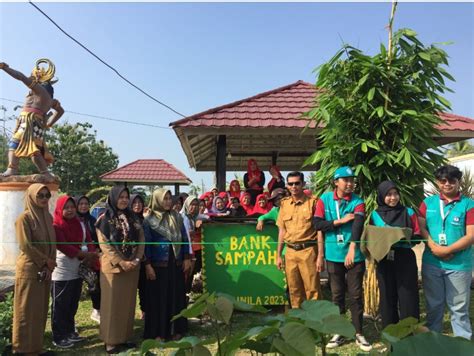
[199,192,213,212]
[244,159,265,205]
[12,184,56,355]
[180,196,203,291]
[143,188,192,341]
[128,194,147,320]
[240,192,254,216]
[267,166,285,193]
[51,195,98,348]
[228,180,242,199]
[96,185,144,354]
[370,181,421,328]
[250,194,272,216]
[209,196,231,217]
[75,195,101,324]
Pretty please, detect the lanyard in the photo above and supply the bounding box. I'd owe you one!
[335,200,341,220]
[439,198,456,233]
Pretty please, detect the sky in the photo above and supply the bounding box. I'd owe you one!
[0,2,473,192]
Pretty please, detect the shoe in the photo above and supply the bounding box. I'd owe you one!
[355,334,372,352]
[52,339,74,349]
[326,334,345,349]
[90,309,101,323]
[105,344,126,354]
[68,332,85,343]
[120,342,136,349]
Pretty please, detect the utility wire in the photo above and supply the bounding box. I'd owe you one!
[28,1,186,118]
[0,97,171,130]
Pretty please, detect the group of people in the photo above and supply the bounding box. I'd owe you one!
[272,165,473,352]
[11,163,473,355]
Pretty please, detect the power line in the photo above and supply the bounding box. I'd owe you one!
[0,97,171,130]
[28,1,186,118]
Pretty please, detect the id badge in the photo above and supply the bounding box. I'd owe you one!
[387,250,395,261]
[81,245,88,252]
[438,233,447,246]
[336,234,345,246]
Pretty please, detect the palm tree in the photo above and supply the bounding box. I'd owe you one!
[446,140,474,158]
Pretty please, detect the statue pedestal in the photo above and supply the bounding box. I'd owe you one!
[0,176,59,266]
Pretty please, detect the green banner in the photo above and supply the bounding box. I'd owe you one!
[202,222,287,305]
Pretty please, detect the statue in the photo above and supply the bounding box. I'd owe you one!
[0,59,63,179]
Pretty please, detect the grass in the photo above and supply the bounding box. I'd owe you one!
[5,283,474,355]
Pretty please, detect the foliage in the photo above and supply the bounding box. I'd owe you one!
[86,185,112,206]
[0,130,40,175]
[140,298,356,356]
[0,292,14,354]
[305,28,452,214]
[445,140,474,158]
[188,184,202,197]
[378,317,474,356]
[47,122,119,196]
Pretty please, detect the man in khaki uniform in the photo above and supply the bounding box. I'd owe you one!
[276,171,324,308]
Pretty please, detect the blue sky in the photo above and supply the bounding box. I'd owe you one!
[0,2,472,191]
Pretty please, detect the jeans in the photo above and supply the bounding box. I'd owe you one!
[422,263,472,340]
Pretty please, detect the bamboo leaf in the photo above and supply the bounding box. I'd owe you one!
[367,87,375,102]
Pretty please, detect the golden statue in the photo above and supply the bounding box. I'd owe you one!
[0,59,64,178]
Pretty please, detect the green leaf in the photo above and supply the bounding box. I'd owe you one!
[361,142,368,153]
[382,317,425,343]
[436,95,452,109]
[288,300,340,325]
[172,300,207,321]
[280,323,315,356]
[216,293,268,313]
[376,106,384,118]
[141,339,162,355]
[367,87,375,102]
[391,332,474,356]
[272,337,303,356]
[242,340,274,354]
[418,52,431,61]
[306,314,355,338]
[207,296,234,324]
[402,110,418,116]
[191,345,211,356]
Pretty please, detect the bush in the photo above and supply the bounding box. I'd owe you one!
[0,292,14,354]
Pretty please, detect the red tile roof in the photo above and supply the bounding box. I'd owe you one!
[100,159,191,185]
[170,80,474,132]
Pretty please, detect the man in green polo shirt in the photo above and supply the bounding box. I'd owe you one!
[419,165,474,340]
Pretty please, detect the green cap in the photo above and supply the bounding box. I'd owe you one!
[334,166,355,180]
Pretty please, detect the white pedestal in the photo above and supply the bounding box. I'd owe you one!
[0,182,59,266]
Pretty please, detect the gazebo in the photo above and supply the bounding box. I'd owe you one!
[170,80,474,191]
[100,159,192,194]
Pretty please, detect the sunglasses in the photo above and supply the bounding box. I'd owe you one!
[287,182,302,186]
[438,178,459,185]
[37,192,52,199]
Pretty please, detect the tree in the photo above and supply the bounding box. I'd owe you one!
[188,184,202,196]
[47,122,119,195]
[305,5,450,214]
[445,140,474,158]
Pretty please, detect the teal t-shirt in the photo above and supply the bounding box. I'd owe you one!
[320,191,365,263]
[422,194,474,271]
[371,208,417,249]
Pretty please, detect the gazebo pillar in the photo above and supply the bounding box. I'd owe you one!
[174,183,180,195]
[216,135,227,192]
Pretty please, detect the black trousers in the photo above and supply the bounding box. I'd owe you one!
[327,261,365,334]
[138,262,147,312]
[89,270,101,310]
[376,248,420,328]
[51,278,83,342]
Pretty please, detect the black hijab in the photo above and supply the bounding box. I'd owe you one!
[129,194,145,222]
[96,185,140,258]
[375,181,411,228]
[74,195,91,219]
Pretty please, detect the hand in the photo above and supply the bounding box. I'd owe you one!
[316,255,325,272]
[119,260,136,272]
[256,220,264,231]
[195,220,203,229]
[143,207,151,217]
[43,267,52,282]
[0,62,8,70]
[340,213,355,225]
[430,243,453,259]
[145,264,156,280]
[183,259,193,277]
[51,99,61,111]
[276,256,284,270]
[344,246,355,269]
[46,258,56,271]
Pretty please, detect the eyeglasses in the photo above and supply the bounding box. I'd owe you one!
[37,192,51,199]
[438,178,458,185]
[287,182,302,186]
